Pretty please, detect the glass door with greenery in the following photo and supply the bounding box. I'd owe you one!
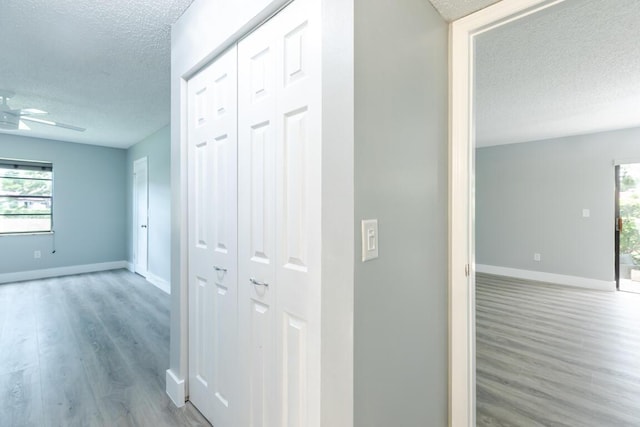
[617,163,640,292]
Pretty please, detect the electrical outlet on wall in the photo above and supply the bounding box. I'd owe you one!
[34,250,41,259]
[534,253,541,262]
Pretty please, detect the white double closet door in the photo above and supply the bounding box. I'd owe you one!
[188,0,321,425]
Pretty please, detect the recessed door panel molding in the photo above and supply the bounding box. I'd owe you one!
[195,276,209,387]
[284,22,308,86]
[250,122,274,264]
[214,282,231,407]
[251,47,272,104]
[239,0,321,426]
[249,300,273,426]
[214,72,229,117]
[283,107,309,271]
[188,45,239,427]
[283,313,307,427]
[214,134,229,254]
[194,141,209,249]
[195,87,208,127]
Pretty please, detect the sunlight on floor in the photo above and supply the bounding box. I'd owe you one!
[619,278,640,294]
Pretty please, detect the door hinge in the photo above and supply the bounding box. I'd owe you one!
[465,264,470,277]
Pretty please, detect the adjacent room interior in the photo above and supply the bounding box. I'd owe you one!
[473,0,640,424]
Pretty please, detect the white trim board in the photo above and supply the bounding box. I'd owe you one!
[126,261,170,294]
[614,157,640,166]
[146,272,171,294]
[0,261,129,284]
[165,369,186,407]
[450,1,571,425]
[476,264,616,292]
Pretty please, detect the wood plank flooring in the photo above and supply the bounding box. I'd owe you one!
[0,269,211,427]
[477,273,640,426]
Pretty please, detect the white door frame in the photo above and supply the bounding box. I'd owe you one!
[449,0,568,425]
[133,156,149,277]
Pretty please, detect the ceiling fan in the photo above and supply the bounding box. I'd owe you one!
[0,90,85,132]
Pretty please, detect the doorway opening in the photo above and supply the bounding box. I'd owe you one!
[616,163,640,293]
[133,156,149,277]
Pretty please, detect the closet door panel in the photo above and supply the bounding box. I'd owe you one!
[238,16,278,427]
[187,45,238,427]
[274,0,322,426]
[240,0,322,425]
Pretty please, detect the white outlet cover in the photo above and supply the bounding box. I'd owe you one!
[582,209,590,218]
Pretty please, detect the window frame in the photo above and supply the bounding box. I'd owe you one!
[0,158,54,235]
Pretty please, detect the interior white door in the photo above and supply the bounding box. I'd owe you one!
[187,46,239,427]
[238,0,322,424]
[133,157,148,276]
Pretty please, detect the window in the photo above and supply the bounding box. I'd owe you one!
[0,158,53,234]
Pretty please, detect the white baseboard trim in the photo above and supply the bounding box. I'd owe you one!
[146,272,171,294]
[166,369,186,407]
[476,264,616,292]
[0,261,129,285]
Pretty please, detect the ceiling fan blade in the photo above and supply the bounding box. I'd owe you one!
[4,108,48,117]
[18,120,30,130]
[21,116,85,132]
[19,108,48,116]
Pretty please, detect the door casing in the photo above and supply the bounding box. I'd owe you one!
[615,165,621,290]
[449,1,569,425]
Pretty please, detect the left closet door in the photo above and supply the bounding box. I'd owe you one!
[187,46,238,427]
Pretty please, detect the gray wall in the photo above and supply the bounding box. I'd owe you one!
[127,125,171,283]
[0,133,127,274]
[477,126,640,282]
[354,0,448,425]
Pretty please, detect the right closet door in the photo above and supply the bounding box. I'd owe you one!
[237,0,322,425]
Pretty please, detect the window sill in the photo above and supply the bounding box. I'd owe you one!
[0,231,54,237]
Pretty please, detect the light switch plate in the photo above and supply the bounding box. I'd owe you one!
[361,219,379,262]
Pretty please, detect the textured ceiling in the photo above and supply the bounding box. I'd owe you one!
[4,0,634,149]
[428,0,502,21]
[0,0,194,148]
[476,0,640,147]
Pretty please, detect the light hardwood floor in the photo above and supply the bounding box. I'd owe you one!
[477,273,640,426]
[0,269,210,427]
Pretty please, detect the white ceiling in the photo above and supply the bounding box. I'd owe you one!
[0,0,194,148]
[0,0,501,150]
[3,0,635,150]
[475,0,640,147]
